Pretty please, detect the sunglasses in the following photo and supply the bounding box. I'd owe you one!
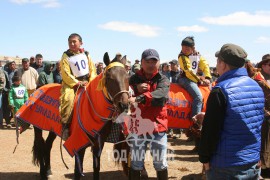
[263,64,270,67]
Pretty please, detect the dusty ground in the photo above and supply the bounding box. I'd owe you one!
[0,122,206,180]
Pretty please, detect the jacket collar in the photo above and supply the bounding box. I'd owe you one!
[217,68,248,83]
[136,69,159,80]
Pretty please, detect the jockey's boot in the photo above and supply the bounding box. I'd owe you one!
[129,168,141,180]
[61,124,70,141]
[156,169,168,180]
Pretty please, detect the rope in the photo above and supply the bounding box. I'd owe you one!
[84,86,115,121]
[60,129,69,169]
[13,108,19,154]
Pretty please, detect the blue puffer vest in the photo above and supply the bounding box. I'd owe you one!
[211,68,265,168]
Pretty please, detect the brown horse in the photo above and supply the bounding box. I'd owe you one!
[17,52,130,180]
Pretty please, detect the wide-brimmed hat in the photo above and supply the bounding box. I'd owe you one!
[257,54,270,68]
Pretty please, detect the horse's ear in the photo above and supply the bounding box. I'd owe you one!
[121,55,127,65]
[103,52,110,66]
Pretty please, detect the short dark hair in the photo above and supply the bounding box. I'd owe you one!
[181,36,195,47]
[68,33,82,42]
[35,54,43,59]
[12,76,21,83]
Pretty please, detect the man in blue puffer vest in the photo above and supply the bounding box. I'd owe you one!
[197,43,265,179]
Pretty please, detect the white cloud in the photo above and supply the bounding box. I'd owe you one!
[255,36,270,43]
[10,0,60,8]
[176,25,208,32]
[200,11,270,26]
[98,21,161,38]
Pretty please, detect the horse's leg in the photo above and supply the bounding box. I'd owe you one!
[33,127,46,179]
[92,141,105,180]
[74,147,86,180]
[44,132,57,176]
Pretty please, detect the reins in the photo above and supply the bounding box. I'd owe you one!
[84,87,129,122]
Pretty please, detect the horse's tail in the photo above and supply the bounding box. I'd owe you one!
[32,127,46,167]
[113,133,129,176]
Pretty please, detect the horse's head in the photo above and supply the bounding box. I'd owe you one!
[102,52,130,114]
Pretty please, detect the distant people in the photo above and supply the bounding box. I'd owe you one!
[96,62,104,75]
[133,63,141,74]
[14,58,39,96]
[211,67,219,82]
[256,54,270,178]
[168,59,182,139]
[125,59,134,77]
[0,68,6,128]
[198,44,264,179]
[37,62,54,88]
[6,61,17,87]
[2,62,12,128]
[132,59,140,73]
[59,33,96,140]
[178,36,211,119]
[8,76,28,114]
[29,56,35,67]
[161,62,171,80]
[169,59,180,83]
[53,61,62,84]
[114,52,122,61]
[32,54,44,74]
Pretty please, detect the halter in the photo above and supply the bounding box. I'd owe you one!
[107,90,130,105]
[99,62,129,103]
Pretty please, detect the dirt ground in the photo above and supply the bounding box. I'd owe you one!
[0,122,206,180]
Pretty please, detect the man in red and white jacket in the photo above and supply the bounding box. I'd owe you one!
[128,49,170,180]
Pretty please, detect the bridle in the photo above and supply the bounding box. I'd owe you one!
[107,90,129,106]
[85,62,130,121]
[103,63,130,113]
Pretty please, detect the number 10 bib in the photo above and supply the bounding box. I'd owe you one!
[68,53,90,77]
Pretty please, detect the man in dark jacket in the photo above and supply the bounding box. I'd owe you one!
[32,54,44,74]
[128,49,170,180]
[197,44,264,179]
[37,62,54,88]
[53,62,62,84]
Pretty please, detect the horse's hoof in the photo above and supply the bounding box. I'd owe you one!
[47,169,53,176]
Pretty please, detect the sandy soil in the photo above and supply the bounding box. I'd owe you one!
[0,122,207,180]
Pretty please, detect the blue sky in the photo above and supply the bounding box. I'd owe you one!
[1,0,270,67]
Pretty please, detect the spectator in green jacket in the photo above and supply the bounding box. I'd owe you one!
[8,76,28,114]
[37,62,54,88]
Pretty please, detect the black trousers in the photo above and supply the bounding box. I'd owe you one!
[2,91,12,124]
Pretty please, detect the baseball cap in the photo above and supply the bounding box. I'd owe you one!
[126,60,131,67]
[116,52,122,56]
[22,58,29,62]
[134,64,141,70]
[169,59,179,65]
[141,49,160,61]
[215,43,247,67]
